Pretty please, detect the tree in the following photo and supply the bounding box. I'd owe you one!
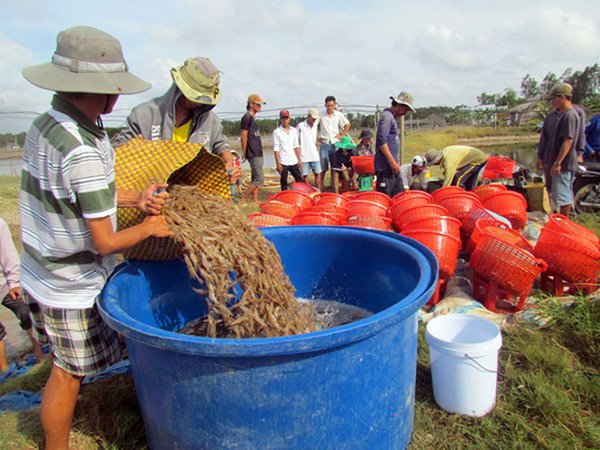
[477,92,499,106]
[566,64,600,105]
[520,74,540,99]
[496,88,520,108]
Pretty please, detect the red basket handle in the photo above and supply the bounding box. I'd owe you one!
[535,258,548,272]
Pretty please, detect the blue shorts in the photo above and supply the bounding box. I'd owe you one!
[550,171,575,207]
[320,143,337,172]
[302,160,322,177]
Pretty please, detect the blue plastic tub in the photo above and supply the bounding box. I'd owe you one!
[100,226,437,449]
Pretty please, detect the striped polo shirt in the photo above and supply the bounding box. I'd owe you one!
[19,96,117,309]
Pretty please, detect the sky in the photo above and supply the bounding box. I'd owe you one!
[1,0,599,133]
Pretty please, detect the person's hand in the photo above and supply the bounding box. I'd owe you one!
[577,155,584,163]
[276,162,283,174]
[550,164,561,176]
[298,161,303,171]
[228,166,242,184]
[143,215,172,238]
[390,161,401,174]
[139,183,169,215]
[9,286,21,300]
[535,159,543,170]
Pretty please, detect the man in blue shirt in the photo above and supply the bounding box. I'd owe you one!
[585,114,600,161]
[374,92,415,197]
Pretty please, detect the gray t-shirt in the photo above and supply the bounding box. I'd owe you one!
[537,108,580,172]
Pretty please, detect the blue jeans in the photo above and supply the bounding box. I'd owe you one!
[320,143,337,173]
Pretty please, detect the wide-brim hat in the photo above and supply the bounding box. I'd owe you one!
[424,148,442,166]
[171,57,221,105]
[22,26,150,95]
[390,92,416,113]
[337,135,356,150]
[358,129,372,140]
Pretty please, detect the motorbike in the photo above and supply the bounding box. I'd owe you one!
[573,160,600,213]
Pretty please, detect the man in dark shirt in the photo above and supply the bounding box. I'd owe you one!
[240,94,265,203]
[536,82,581,216]
[374,92,415,197]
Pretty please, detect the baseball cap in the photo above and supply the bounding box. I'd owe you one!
[390,92,416,112]
[549,82,573,99]
[280,109,290,118]
[308,107,319,119]
[248,94,265,104]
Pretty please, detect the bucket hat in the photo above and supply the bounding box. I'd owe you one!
[548,82,573,99]
[337,135,356,150]
[390,92,416,112]
[424,148,443,166]
[171,57,221,105]
[358,129,372,140]
[22,26,150,95]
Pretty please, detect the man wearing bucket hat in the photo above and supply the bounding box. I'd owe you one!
[20,25,172,449]
[424,145,488,190]
[331,135,357,193]
[399,155,429,191]
[536,82,581,216]
[113,56,241,184]
[374,92,415,197]
[297,108,323,190]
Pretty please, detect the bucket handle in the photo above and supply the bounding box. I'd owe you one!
[465,353,498,374]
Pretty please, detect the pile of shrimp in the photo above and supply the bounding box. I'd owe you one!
[163,185,316,338]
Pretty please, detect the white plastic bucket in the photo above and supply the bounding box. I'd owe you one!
[425,314,502,416]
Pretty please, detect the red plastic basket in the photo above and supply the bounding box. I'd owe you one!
[533,228,600,284]
[437,193,482,221]
[467,218,533,254]
[481,191,528,230]
[391,191,433,206]
[392,204,449,232]
[389,197,433,223]
[403,229,461,277]
[472,183,508,202]
[347,199,389,217]
[431,186,465,203]
[353,191,391,208]
[470,234,547,296]
[315,193,350,208]
[350,156,375,174]
[271,190,314,210]
[403,216,461,238]
[346,215,392,231]
[259,201,301,219]
[341,190,361,200]
[303,204,348,223]
[461,205,498,235]
[292,212,342,226]
[291,181,319,195]
[545,214,599,246]
[247,213,293,227]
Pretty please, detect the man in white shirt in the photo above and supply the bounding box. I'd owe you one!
[319,95,351,189]
[273,109,303,190]
[297,108,322,190]
[399,155,429,191]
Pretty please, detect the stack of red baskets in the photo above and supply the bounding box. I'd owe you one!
[345,193,392,231]
[472,183,507,202]
[533,214,600,296]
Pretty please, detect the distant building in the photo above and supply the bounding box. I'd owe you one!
[508,97,544,126]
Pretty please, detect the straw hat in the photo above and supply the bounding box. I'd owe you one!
[425,148,443,166]
[22,26,150,95]
[171,57,221,105]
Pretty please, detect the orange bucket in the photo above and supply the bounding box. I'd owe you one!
[393,204,449,232]
[353,191,391,208]
[347,200,389,217]
[473,184,507,202]
[481,191,528,230]
[431,186,465,203]
[247,213,293,227]
[259,201,301,219]
[315,193,350,208]
[351,156,375,174]
[346,215,393,231]
[437,193,482,221]
[292,212,342,226]
[403,216,461,238]
[403,229,461,277]
[271,190,314,210]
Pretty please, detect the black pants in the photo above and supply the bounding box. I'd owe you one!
[376,172,404,197]
[280,164,303,190]
[451,162,487,191]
